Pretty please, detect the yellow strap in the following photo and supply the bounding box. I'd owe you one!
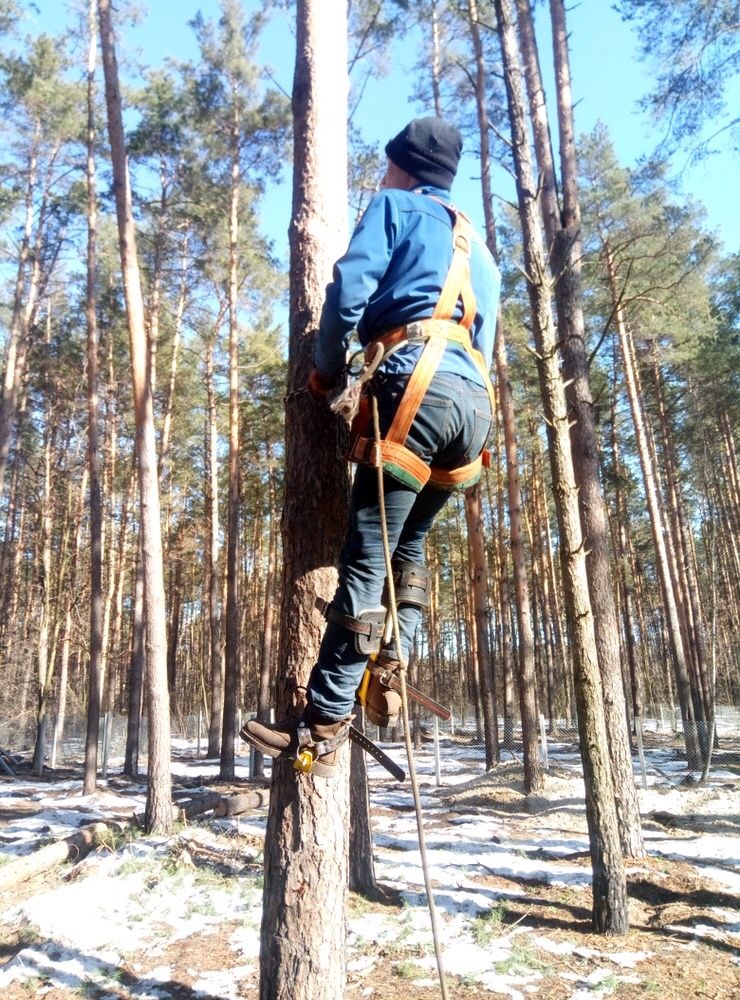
[432,213,476,327]
[385,336,446,445]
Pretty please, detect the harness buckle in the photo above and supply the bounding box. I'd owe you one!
[405,320,426,343]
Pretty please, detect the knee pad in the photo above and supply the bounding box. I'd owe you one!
[386,560,431,610]
[315,597,386,655]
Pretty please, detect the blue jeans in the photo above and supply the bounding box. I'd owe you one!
[307,372,492,721]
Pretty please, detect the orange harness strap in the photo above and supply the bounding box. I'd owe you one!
[351,205,494,491]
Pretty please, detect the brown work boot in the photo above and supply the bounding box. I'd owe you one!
[364,654,402,728]
[240,710,351,778]
[240,714,299,758]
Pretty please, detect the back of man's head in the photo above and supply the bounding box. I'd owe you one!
[385,117,463,190]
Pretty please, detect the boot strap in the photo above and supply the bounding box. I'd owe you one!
[296,721,350,758]
[367,658,401,689]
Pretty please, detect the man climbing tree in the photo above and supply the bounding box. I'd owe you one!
[243,115,501,775]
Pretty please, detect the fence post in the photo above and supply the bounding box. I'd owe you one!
[433,716,442,787]
[539,713,549,770]
[635,716,648,789]
[246,714,257,778]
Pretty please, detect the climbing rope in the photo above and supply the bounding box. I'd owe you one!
[371,394,450,1000]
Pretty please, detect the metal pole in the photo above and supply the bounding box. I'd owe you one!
[539,713,549,770]
[434,715,442,786]
[635,716,647,789]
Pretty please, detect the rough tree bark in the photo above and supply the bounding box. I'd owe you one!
[258,1,351,997]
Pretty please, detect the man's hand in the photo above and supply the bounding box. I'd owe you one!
[307,368,337,400]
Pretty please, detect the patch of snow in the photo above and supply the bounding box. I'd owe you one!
[191,966,255,998]
[1,735,738,998]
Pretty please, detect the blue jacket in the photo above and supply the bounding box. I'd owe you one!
[315,185,501,388]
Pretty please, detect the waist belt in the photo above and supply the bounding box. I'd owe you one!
[349,204,494,491]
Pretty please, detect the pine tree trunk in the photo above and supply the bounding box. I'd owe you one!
[259,2,351,996]
[167,558,183,693]
[32,408,53,776]
[465,483,498,766]
[204,339,223,757]
[84,0,104,795]
[98,0,172,833]
[495,0,628,933]
[158,252,187,475]
[650,345,710,725]
[220,100,242,781]
[429,0,443,117]
[124,538,145,777]
[52,469,88,765]
[487,459,515,750]
[349,714,376,893]
[253,462,278,778]
[495,322,542,790]
[106,462,134,715]
[611,402,644,721]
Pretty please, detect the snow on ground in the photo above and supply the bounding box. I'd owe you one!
[0,739,738,999]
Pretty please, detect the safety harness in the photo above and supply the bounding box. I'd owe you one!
[349,201,495,492]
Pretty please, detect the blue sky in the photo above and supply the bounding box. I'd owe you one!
[20,0,739,264]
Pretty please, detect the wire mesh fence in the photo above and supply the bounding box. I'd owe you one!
[1,705,737,784]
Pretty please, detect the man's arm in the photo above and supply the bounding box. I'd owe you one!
[314,192,399,378]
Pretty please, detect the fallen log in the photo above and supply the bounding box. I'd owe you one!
[175,791,224,820]
[214,789,270,816]
[0,821,113,892]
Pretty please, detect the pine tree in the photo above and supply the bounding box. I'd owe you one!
[98,0,172,834]
[258,1,351,996]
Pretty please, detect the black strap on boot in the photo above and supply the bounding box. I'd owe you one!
[293,715,351,774]
[315,596,386,654]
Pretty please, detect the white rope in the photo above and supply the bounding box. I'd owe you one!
[371,394,450,1000]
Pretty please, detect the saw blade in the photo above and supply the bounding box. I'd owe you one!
[377,673,451,721]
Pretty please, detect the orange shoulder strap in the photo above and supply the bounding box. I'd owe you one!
[429,203,477,330]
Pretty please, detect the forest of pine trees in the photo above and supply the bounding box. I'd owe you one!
[0,0,737,845]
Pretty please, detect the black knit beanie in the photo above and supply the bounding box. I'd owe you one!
[385,117,463,189]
